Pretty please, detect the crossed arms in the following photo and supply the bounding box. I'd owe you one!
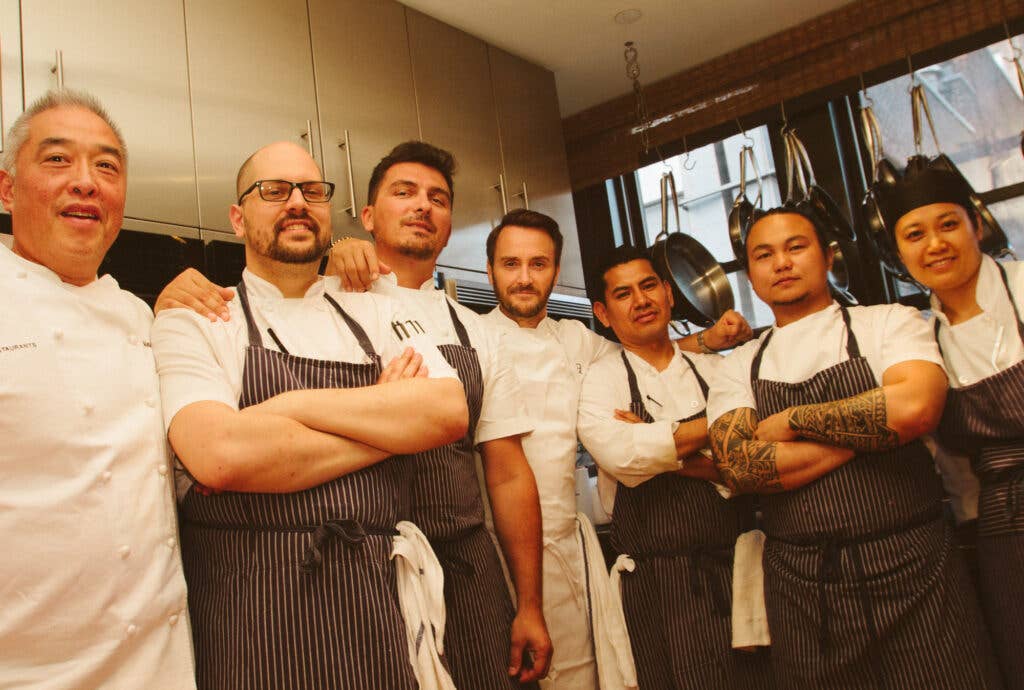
[709,360,947,494]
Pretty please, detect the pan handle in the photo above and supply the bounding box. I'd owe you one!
[785,131,808,201]
[659,171,682,237]
[784,128,797,204]
[860,106,879,183]
[742,145,763,207]
[911,84,941,156]
[789,129,816,187]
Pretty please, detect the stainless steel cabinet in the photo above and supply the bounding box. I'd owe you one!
[20,1,198,228]
[308,0,420,241]
[185,0,320,233]
[490,47,584,293]
[0,1,22,167]
[407,9,504,275]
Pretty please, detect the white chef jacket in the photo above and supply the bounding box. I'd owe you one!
[369,274,532,444]
[931,256,1024,388]
[578,345,722,515]
[707,301,944,426]
[0,244,196,689]
[481,308,615,534]
[152,269,456,497]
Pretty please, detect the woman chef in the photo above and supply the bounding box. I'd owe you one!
[887,167,1023,689]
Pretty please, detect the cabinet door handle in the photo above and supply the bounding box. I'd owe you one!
[338,129,357,219]
[51,50,64,90]
[301,120,314,158]
[492,173,509,215]
[511,180,530,210]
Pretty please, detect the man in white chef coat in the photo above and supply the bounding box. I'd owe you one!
[576,245,769,690]
[482,209,753,689]
[0,89,197,688]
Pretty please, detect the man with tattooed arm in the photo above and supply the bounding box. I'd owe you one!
[705,207,1002,688]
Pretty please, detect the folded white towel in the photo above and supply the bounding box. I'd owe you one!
[731,529,771,649]
[392,521,457,690]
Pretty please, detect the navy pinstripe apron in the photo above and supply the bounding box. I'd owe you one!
[937,262,1024,690]
[613,350,771,690]
[752,307,1001,689]
[179,281,416,690]
[407,300,533,690]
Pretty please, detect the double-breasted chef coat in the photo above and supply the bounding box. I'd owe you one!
[483,307,618,689]
[0,244,196,689]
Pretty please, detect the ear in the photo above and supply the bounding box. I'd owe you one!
[486,261,495,287]
[553,263,562,286]
[662,279,674,309]
[824,241,835,272]
[593,300,611,329]
[228,204,246,239]
[0,170,15,214]
[360,205,375,235]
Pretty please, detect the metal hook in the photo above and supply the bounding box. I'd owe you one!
[859,73,875,108]
[907,53,916,89]
[681,135,696,171]
[779,100,789,137]
[1005,21,1023,61]
[736,118,754,146]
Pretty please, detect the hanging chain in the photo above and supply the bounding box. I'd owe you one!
[624,41,651,155]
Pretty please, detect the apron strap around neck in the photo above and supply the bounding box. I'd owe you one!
[996,261,1024,345]
[445,297,472,348]
[322,292,378,359]
[751,306,859,385]
[678,351,710,400]
[621,351,644,409]
[236,280,264,349]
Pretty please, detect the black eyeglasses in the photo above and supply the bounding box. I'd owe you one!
[237,179,335,205]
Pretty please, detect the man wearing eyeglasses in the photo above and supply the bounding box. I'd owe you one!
[151,140,470,690]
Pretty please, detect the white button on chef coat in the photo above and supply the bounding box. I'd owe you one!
[0,244,195,690]
[579,345,722,515]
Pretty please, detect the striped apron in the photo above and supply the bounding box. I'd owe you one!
[752,306,1002,689]
[613,351,771,690]
[179,281,416,690]
[937,261,1024,690]
[408,300,533,690]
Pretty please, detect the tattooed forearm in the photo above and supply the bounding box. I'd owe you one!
[787,387,898,452]
[709,408,783,494]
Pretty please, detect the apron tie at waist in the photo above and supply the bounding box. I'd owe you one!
[300,519,398,575]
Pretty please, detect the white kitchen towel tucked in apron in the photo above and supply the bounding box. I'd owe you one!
[392,521,457,690]
[578,514,638,690]
[731,529,771,648]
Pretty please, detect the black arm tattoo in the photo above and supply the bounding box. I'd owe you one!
[787,387,898,452]
[708,408,783,494]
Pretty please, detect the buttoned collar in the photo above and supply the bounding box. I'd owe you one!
[241,267,327,302]
[1,242,113,292]
[378,272,437,292]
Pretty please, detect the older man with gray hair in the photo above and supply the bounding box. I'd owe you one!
[0,90,196,688]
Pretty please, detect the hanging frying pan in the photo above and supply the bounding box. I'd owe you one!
[909,84,1010,255]
[728,145,763,258]
[649,171,734,326]
[860,104,900,187]
[784,130,858,303]
[787,129,857,241]
[859,102,909,277]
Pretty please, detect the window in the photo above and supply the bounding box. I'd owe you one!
[634,126,782,329]
[864,34,1024,249]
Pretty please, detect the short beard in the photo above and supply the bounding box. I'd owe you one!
[771,290,811,307]
[498,282,554,320]
[258,217,330,264]
[395,239,437,261]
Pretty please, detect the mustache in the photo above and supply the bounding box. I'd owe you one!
[274,211,320,234]
[402,213,436,233]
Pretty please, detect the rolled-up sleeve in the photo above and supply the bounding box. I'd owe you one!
[577,354,679,488]
[151,309,238,429]
[474,328,534,444]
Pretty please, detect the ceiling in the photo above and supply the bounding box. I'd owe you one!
[401,0,853,117]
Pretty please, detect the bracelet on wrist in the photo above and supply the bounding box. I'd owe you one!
[696,330,716,354]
